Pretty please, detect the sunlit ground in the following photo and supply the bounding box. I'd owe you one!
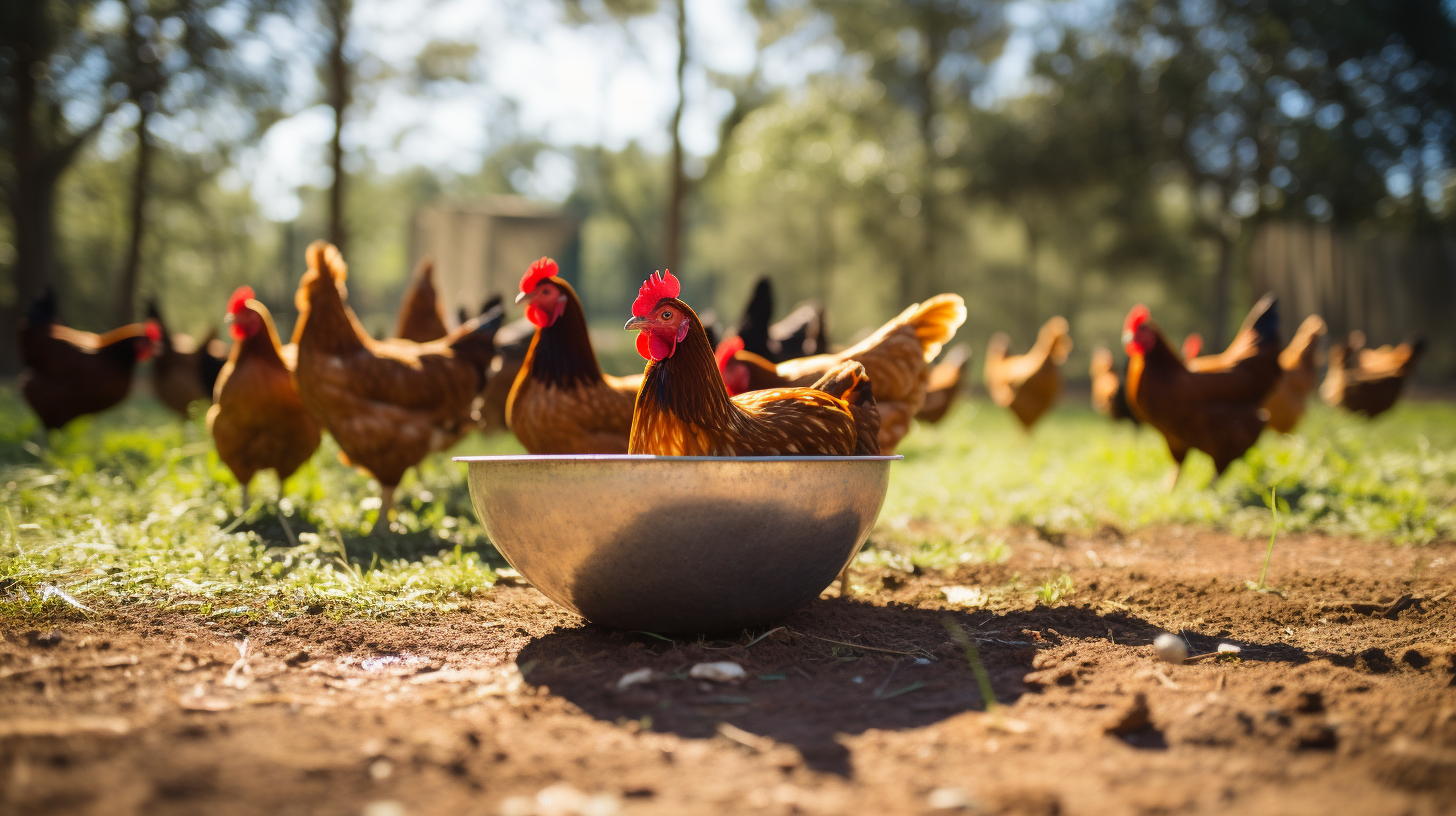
[2,385,1452,620]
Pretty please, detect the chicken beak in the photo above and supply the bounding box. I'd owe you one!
[624,316,650,331]
[514,291,530,304]
[1121,329,1133,346]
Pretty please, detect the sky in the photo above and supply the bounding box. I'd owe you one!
[158,0,1056,221]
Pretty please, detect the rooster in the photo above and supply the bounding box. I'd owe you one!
[394,256,449,343]
[507,258,642,453]
[626,269,878,457]
[292,242,503,520]
[1321,331,1424,419]
[19,291,160,429]
[1090,347,1138,424]
[915,344,973,424]
[147,299,227,417]
[1122,298,1281,482]
[984,316,1073,431]
[717,294,966,452]
[207,287,320,521]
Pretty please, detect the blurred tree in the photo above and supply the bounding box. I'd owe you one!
[1032,0,1456,346]
[113,0,290,324]
[807,0,1009,304]
[320,0,350,254]
[0,0,121,371]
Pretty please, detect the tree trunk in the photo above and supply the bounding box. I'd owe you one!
[327,0,349,254]
[1211,228,1235,351]
[664,0,688,274]
[2,26,47,372]
[118,108,152,325]
[907,15,942,306]
[1024,217,1039,336]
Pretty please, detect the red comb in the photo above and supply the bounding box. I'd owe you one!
[520,257,558,295]
[227,286,256,316]
[1124,304,1151,333]
[1181,333,1203,360]
[632,269,681,318]
[144,319,162,343]
[716,335,745,374]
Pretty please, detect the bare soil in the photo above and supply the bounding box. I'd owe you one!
[3,528,1455,816]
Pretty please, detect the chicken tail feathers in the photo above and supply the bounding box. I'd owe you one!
[1247,292,1279,345]
[737,277,775,358]
[811,361,881,455]
[893,293,968,362]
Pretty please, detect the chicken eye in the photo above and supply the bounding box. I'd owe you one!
[661,310,673,320]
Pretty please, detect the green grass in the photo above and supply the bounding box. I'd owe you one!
[1,385,1453,619]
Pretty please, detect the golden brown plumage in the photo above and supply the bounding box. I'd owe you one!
[915,344,972,424]
[627,280,877,457]
[394,256,450,343]
[207,288,320,508]
[292,242,502,519]
[1321,330,1424,419]
[720,294,965,452]
[984,316,1072,431]
[1089,347,1137,423]
[507,261,640,453]
[1262,314,1327,433]
[18,291,160,430]
[1123,298,1281,481]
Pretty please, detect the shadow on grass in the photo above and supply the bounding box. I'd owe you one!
[514,598,1320,777]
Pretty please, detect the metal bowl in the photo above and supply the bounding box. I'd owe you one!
[456,454,900,633]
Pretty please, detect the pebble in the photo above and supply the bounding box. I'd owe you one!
[1153,633,1188,664]
[688,661,746,682]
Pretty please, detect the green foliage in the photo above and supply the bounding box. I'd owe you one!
[1034,573,1075,607]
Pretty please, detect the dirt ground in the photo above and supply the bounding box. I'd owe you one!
[2,527,1455,816]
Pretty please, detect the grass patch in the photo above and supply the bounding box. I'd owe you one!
[1,386,1453,619]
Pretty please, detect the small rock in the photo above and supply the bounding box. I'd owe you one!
[688,662,745,683]
[927,787,975,810]
[1153,633,1187,664]
[361,802,405,816]
[616,668,654,691]
[942,585,988,608]
[1104,693,1151,734]
[368,758,394,781]
[1216,643,1241,655]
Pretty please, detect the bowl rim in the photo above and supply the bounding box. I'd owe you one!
[453,454,904,463]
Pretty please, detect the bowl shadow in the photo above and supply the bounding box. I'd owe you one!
[515,596,1319,776]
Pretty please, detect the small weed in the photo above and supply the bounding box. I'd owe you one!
[1246,487,1288,597]
[942,616,997,712]
[1034,573,1075,607]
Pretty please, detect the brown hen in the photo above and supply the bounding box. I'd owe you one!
[1321,331,1424,419]
[207,287,320,516]
[507,258,641,453]
[984,316,1073,431]
[394,256,450,343]
[292,242,503,520]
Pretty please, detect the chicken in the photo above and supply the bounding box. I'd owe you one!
[983,316,1073,431]
[18,290,160,430]
[1122,297,1282,482]
[292,242,504,519]
[626,269,878,458]
[1182,300,1325,434]
[507,257,642,453]
[733,276,828,362]
[474,316,534,435]
[394,256,449,343]
[147,299,227,417]
[1321,330,1424,419]
[1262,314,1327,433]
[915,344,973,423]
[207,287,320,521]
[718,294,966,452]
[1090,347,1138,424]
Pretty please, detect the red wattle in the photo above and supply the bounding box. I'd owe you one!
[526,303,551,328]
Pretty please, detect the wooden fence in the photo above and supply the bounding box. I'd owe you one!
[1250,221,1456,383]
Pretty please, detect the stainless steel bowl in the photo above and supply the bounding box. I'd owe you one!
[456,454,900,633]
